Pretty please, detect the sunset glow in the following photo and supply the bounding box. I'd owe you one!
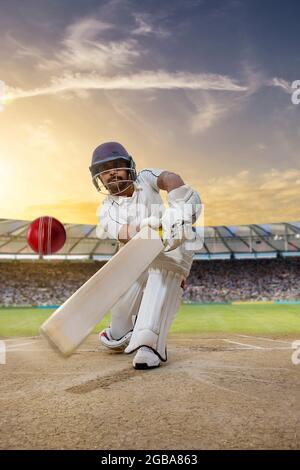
[0,1,299,226]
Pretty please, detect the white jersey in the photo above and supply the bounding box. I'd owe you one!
[99,168,165,240]
[99,168,194,277]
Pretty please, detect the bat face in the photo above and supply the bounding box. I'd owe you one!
[40,227,164,356]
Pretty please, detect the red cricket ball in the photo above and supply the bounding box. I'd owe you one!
[27,216,66,255]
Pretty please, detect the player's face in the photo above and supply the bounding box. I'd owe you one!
[99,159,130,194]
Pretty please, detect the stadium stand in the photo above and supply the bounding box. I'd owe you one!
[0,219,299,305]
[184,258,300,303]
[0,258,299,306]
[0,260,104,307]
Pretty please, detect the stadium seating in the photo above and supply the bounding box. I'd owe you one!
[0,258,299,306]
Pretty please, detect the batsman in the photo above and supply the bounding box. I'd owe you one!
[90,141,201,370]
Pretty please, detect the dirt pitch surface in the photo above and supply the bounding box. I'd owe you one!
[1,334,300,450]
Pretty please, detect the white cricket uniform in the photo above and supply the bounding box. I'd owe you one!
[98,169,196,357]
[99,168,194,277]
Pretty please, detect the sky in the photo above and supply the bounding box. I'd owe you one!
[0,0,299,226]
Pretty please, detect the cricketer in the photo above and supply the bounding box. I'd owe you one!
[90,141,201,369]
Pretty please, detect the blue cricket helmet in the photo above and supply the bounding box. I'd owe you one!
[89,141,137,191]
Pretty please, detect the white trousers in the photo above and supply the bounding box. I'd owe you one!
[110,244,194,357]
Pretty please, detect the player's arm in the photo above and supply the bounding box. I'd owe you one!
[157,171,185,192]
[138,169,202,250]
[118,224,139,244]
[157,171,202,251]
[157,170,201,223]
[99,202,134,244]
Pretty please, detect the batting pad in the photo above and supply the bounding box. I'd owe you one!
[125,267,184,361]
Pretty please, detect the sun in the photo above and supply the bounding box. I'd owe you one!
[0,80,12,111]
[0,92,14,111]
[2,94,13,104]
[0,94,6,107]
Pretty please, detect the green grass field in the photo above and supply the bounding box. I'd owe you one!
[1,304,300,337]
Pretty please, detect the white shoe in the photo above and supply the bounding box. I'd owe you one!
[133,346,161,370]
[99,328,132,352]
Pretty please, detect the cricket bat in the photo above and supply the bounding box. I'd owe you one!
[40,226,164,356]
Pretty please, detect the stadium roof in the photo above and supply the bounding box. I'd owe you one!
[0,219,299,261]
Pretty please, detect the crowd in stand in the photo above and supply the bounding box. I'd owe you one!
[0,258,299,306]
[0,261,103,307]
[183,258,300,302]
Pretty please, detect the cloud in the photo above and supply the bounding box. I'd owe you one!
[259,168,300,191]
[14,43,45,61]
[2,10,249,108]
[5,70,247,102]
[186,89,245,135]
[270,78,292,93]
[0,80,5,111]
[186,64,267,135]
[188,94,229,134]
[257,143,267,151]
[132,13,170,38]
[199,167,300,225]
[6,15,141,73]
[40,17,140,73]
